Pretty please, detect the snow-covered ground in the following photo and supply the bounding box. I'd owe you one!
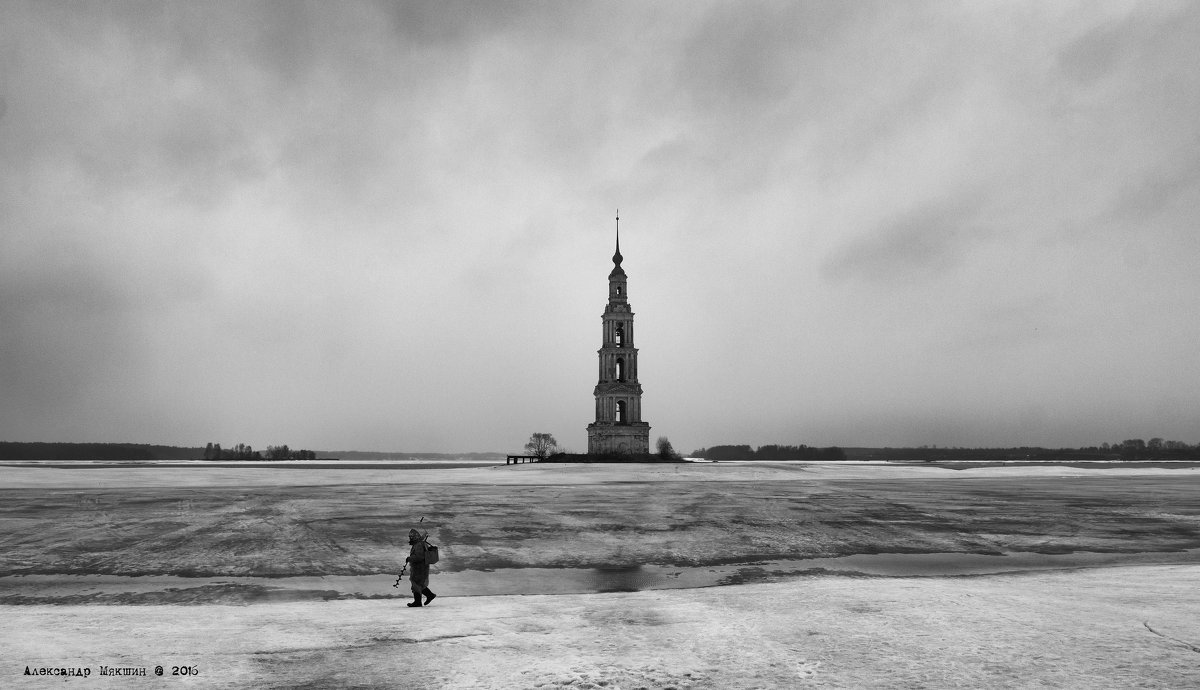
[6,565,1199,688]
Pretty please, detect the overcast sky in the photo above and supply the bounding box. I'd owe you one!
[2,1,1198,453]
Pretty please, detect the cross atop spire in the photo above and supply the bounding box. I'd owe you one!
[613,209,623,267]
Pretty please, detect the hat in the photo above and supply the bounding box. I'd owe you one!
[408,529,421,537]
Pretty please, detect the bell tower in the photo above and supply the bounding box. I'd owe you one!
[587,212,651,455]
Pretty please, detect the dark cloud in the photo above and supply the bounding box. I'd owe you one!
[1058,18,1136,85]
[676,1,864,117]
[1052,6,1200,237]
[0,256,142,430]
[380,0,542,46]
[0,4,262,207]
[1057,6,1200,89]
[822,195,986,286]
[951,295,1058,353]
[1110,156,1200,222]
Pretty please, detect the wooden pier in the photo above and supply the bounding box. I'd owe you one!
[505,455,539,465]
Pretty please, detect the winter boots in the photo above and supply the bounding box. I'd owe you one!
[407,588,436,607]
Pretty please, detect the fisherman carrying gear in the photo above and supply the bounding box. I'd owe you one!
[406,528,437,607]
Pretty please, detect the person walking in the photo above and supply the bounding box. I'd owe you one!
[406,528,436,607]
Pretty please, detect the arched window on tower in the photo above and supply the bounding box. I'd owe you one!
[616,400,627,424]
[615,325,624,348]
[616,358,625,382]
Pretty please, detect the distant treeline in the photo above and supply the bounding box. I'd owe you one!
[1102,438,1199,453]
[0,442,201,461]
[324,450,507,462]
[687,440,1200,463]
[844,443,1200,463]
[202,443,316,461]
[544,452,681,463]
[0,442,506,463]
[690,444,847,461]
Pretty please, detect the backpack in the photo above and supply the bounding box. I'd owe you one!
[423,539,439,565]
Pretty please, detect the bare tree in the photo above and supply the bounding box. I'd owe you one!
[656,436,679,461]
[524,433,558,460]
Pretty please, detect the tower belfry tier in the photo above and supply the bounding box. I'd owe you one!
[587,212,651,455]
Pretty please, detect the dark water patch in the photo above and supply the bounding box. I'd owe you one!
[0,583,344,606]
[4,549,1199,605]
[716,566,768,586]
[590,565,660,593]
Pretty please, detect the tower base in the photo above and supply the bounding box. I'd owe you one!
[586,422,651,455]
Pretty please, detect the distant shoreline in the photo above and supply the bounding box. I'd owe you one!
[0,460,501,470]
[4,458,1199,472]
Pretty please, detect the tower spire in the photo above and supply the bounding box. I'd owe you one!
[613,209,623,266]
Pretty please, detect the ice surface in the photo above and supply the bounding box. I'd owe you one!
[3,461,1199,687]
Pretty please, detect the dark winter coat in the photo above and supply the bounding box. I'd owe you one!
[408,540,430,589]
